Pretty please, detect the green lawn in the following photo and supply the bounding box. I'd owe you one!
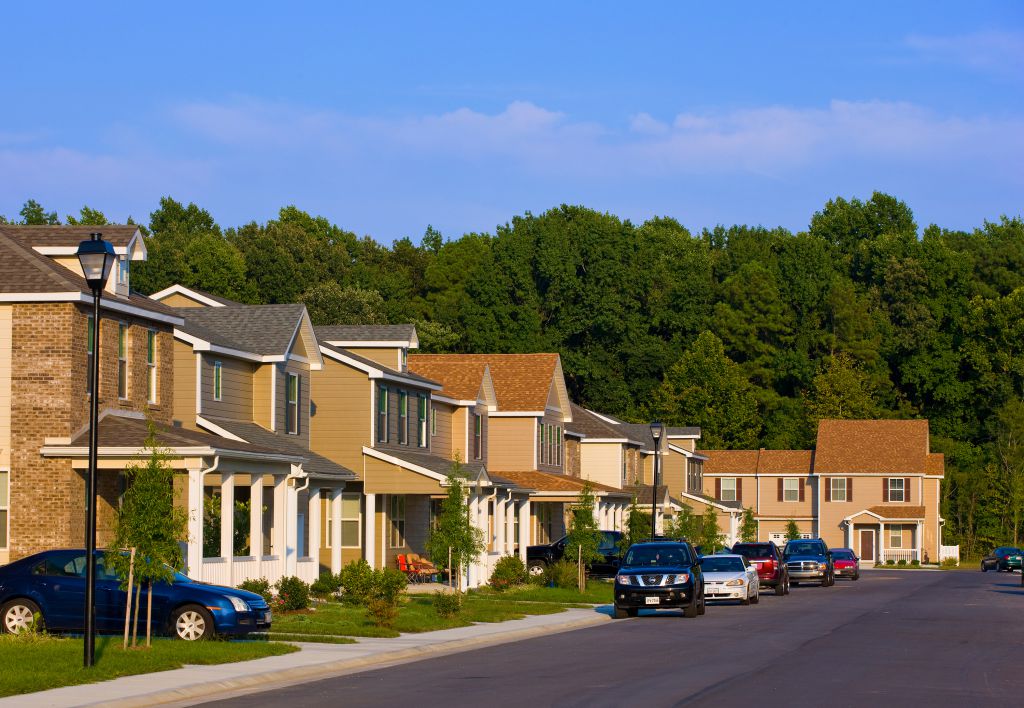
[271,595,577,641]
[466,580,613,605]
[0,634,297,698]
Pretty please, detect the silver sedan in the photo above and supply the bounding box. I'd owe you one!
[701,554,761,605]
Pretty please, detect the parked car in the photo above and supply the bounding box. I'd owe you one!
[0,549,271,640]
[732,541,790,596]
[783,538,835,586]
[526,530,623,577]
[700,554,760,605]
[613,541,705,619]
[980,547,1023,572]
[830,548,860,580]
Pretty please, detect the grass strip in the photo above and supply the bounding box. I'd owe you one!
[0,634,296,698]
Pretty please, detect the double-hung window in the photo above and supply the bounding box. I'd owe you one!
[341,493,360,547]
[417,394,428,448]
[146,330,158,404]
[0,469,8,549]
[389,495,406,547]
[783,478,800,502]
[889,525,903,548]
[473,413,482,459]
[720,478,737,502]
[86,317,95,396]
[830,478,847,502]
[398,391,408,445]
[555,427,562,466]
[213,361,223,401]
[431,405,437,437]
[538,420,545,464]
[286,373,300,435]
[888,478,905,503]
[117,324,128,399]
[377,385,389,443]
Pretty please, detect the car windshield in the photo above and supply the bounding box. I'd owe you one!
[624,546,690,567]
[785,542,823,556]
[996,547,1022,555]
[733,545,772,559]
[832,550,855,560]
[701,557,744,572]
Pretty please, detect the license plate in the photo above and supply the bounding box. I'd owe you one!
[645,596,660,605]
[263,611,272,623]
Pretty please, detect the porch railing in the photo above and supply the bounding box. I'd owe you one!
[878,548,919,563]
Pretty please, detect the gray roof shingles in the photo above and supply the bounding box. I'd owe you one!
[0,224,139,248]
[320,343,439,387]
[315,324,416,343]
[176,304,307,356]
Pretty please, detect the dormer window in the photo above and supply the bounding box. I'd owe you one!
[400,347,408,371]
[117,257,129,289]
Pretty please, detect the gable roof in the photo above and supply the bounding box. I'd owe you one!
[198,416,357,481]
[319,343,440,388]
[0,234,183,325]
[150,283,241,307]
[567,404,631,440]
[815,419,930,475]
[700,450,760,476]
[406,355,494,403]
[408,353,567,413]
[315,324,418,348]
[0,224,140,250]
[495,469,629,497]
[175,304,322,367]
[616,423,700,450]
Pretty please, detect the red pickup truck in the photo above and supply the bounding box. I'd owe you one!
[732,541,790,596]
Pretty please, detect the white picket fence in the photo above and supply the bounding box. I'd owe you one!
[939,544,960,565]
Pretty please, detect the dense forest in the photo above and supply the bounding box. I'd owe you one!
[6,195,1024,557]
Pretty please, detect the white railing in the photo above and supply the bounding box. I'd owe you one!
[199,555,286,587]
[879,548,919,563]
[940,545,960,565]
[295,558,320,584]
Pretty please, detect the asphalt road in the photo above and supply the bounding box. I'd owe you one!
[207,569,1024,708]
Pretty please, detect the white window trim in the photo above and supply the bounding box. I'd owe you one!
[888,478,905,503]
[398,391,408,445]
[146,330,158,404]
[389,494,406,548]
[830,477,847,502]
[783,477,800,502]
[721,477,737,502]
[341,492,361,548]
[117,323,129,400]
[889,525,903,548]
[378,385,389,443]
[213,360,223,402]
[286,372,300,435]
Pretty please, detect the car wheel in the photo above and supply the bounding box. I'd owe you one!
[527,560,547,578]
[626,607,638,618]
[613,605,628,619]
[981,562,988,572]
[751,587,760,604]
[741,587,751,606]
[1,599,41,635]
[784,578,791,595]
[171,605,214,641]
[852,573,860,581]
[683,600,699,618]
[775,581,786,596]
[698,595,706,615]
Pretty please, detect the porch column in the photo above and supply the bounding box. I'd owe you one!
[364,493,377,569]
[330,488,343,572]
[273,475,287,564]
[466,494,479,589]
[307,486,321,561]
[220,472,235,584]
[285,469,302,576]
[494,491,506,554]
[878,520,884,564]
[916,520,923,562]
[250,475,264,563]
[518,499,531,563]
[505,495,516,555]
[186,468,204,580]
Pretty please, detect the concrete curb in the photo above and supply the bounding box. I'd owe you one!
[85,612,613,707]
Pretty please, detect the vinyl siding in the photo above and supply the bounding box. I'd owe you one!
[156,292,211,308]
[200,355,254,422]
[579,443,622,489]
[252,364,273,430]
[309,359,371,472]
[275,360,310,447]
[346,347,402,371]
[430,401,455,459]
[363,457,444,495]
[172,340,197,428]
[487,417,536,472]
[661,449,686,498]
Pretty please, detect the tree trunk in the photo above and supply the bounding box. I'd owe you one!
[123,548,136,650]
[146,582,153,647]
[132,582,141,647]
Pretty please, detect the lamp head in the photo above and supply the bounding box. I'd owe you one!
[76,233,116,291]
[650,420,664,442]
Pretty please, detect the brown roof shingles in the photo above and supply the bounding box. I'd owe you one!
[496,470,628,496]
[0,224,139,248]
[700,450,760,476]
[757,450,814,475]
[815,419,930,475]
[866,505,926,519]
[406,353,559,411]
[407,356,487,400]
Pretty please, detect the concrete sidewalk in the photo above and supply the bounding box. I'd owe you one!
[2,606,612,708]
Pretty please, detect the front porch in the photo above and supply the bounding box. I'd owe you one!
[845,507,927,566]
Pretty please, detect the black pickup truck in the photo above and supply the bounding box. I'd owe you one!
[526,530,624,577]
[783,538,835,586]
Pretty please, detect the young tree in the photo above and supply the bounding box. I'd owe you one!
[739,507,758,543]
[618,496,652,552]
[107,427,188,646]
[564,481,604,588]
[699,506,725,551]
[425,460,485,591]
[664,503,701,542]
[785,519,802,541]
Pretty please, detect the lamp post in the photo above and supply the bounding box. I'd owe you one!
[76,233,115,668]
[649,421,663,541]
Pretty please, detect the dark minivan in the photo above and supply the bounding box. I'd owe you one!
[527,530,623,577]
[732,541,790,595]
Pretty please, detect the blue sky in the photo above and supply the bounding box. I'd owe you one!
[2,2,1022,241]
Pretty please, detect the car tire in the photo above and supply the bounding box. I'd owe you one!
[683,600,699,618]
[171,605,214,641]
[775,581,785,596]
[626,607,638,618]
[751,587,760,604]
[698,595,706,615]
[784,578,791,595]
[852,573,860,581]
[981,562,988,572]
[527,560,547,578]
[1,598,41,635]
[613,605,628,619]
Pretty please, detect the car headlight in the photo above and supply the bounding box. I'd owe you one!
[615,574,632,585]
[226,595,250,612]
[726,578,745,586]
[669,573,689,585]
[818,562,828,570]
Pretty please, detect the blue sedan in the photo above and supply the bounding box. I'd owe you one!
[0,550,271,640]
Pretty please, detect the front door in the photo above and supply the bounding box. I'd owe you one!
[860,529,875,562]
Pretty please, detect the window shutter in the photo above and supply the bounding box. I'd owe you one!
[905,477,911,502]
[777,478,783,502]
[883,477,888,501]
[847,478,853,502]
[737,478,743,502]
[825,479,832,503]
[799,478,806,502]
[715,478,721,500]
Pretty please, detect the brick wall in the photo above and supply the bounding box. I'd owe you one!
[8,302,175,560]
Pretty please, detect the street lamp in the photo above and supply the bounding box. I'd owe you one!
[77,233,115,668]
[649,421,664,541]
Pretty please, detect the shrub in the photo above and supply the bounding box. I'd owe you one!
[940,557,959,569]
[274,576,311,611]
[365,567,408,627]
[338,559,374,605]
[490,555,528,591]
[545,560,579,589]
[310,572,343,599]
[886,559,896,566]
[239,578,273,604]
[910,559,921,568]
[896,559,908,567]
[433,591,462,618]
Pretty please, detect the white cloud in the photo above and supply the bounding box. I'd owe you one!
[906,30,1024,75]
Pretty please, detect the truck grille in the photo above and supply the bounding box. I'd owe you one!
[787,561,819,572]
